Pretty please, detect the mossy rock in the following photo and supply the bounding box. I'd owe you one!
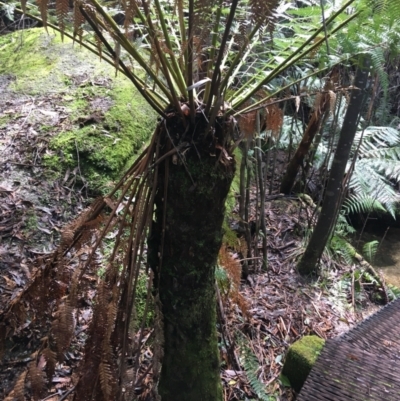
[282,335,325,392]
[0,28,156,193]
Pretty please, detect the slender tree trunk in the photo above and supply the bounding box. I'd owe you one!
[280,93,330,194]
[148,115,234,401]
[298,57,371,275]
[280,69,339,194]
[255,113,267,270]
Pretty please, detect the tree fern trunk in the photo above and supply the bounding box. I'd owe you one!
[148,116,234,401]
[298,57,371,275]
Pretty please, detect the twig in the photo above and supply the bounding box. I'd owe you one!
[1,162,45,167]
[58,385,76,401]
[40,385,76,401]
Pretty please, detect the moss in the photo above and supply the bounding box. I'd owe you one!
[0,29,67,94]
[0,114,12,128]
[48,80,156,191]
[282,335,325,392]
[222,148,241,247]
[1,28,156,193]
[222,220,239,248]
[225,148,241,214]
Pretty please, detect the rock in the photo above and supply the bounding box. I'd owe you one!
[282,335,325,392]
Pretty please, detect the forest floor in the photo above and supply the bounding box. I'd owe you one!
[0,83,382,400]
[0,30,386,401]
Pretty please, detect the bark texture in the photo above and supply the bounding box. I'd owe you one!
[298,57,371,275]
[148,115,235,401]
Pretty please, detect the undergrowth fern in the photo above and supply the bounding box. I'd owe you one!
[238,337,270,401]
[345,125,400,218]
[362,240,379,264]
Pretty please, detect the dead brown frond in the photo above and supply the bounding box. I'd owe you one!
[56,0,70,40]
[219,245,250,319]
[123,0,137,34]
[20,0,27,13]
[0,124,161,399]
[35,0,48,29]
[238,110,257,138]
[51,299,75,361]
[249,0,279,25]
[73,0,86,42]
[234,22,249,50]
[28,353,46,401]
[42,346,57,383]
[4,370,27,401]
[265,104,283,139]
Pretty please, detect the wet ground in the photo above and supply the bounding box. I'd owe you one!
[357,224,400,287]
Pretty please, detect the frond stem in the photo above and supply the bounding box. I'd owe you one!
[79,6,167,116]
[154,0,188,98]
[88,0,174,103]
[205,0,240,116]
[230,0,358,109]
[187,0,195,122]
[203,0,223,102]
[231,8,359,112]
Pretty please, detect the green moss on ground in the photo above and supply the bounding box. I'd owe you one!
[1,28,156,193]
[282,335,325,392]
[49,78,154,191]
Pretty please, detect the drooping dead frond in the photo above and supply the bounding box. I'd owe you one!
[56,0,70,40]
[42,347,57,383]
[249,0,278,25]
[20,0,27,13]
[35,0,48,29]
[218,245,249,318]
[123,0,137,33]
[51,299,75,361]
[265,103,284,138]
[73,0,86,42]
[28,353,46,401]
[238,110,257,138]
[4,370,27,401]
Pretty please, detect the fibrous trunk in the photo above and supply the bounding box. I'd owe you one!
[148,114,235,401]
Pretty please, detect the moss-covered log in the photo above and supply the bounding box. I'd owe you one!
[148,114,235,401]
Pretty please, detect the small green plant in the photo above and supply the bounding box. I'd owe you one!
[23,210,38,235]
[362,240,379,264]
[238,335,270,401]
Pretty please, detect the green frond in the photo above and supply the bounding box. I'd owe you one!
[388,284,400,300]
[362,240,379,264]
[329,235,356,265]
[343,193,388,216]
[239,343,270,401]
[355,126,400,156]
